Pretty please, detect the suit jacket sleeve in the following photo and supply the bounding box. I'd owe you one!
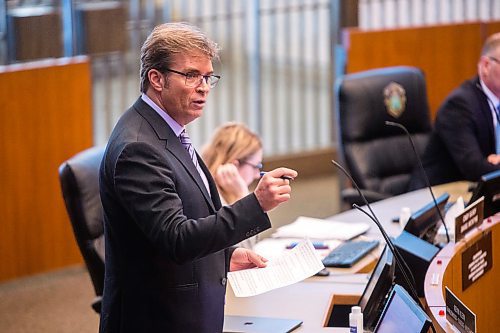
[110,141,271,264]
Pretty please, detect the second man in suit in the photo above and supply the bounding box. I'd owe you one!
[410,32,500,189]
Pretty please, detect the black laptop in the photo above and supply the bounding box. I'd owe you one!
[223,315,303,333]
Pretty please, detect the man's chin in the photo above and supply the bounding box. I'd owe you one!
[185,109,203,124]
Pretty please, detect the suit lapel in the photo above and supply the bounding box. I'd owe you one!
[473,78,496,152]
[167,140,216,212]
[133,98,216,212]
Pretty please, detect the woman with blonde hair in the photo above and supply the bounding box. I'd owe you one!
[202,122,263,248]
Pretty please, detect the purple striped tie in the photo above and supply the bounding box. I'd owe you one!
[179,129,210,194]
[179,129,199,169]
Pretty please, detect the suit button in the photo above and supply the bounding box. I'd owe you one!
[221,277,227,286]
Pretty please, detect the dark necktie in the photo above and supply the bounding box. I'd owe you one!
[179,129,210,194]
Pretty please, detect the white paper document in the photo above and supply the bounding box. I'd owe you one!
[272,216,370,240]
[228,239,324,297]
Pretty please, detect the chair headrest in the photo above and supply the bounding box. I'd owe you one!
[59,146,106,239]
[337,66,431,142]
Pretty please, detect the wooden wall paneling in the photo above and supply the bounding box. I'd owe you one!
[345,23,484,120]
[340,0,358,29]
[0,57,93,282]
[7,7,63,61]
[75,2,128,55]
[485,21,500,37]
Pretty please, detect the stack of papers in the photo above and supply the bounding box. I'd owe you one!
[272,216,370,240]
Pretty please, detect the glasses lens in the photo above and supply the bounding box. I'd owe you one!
[209,75,220,88]
[185,75,199,87]
[184,74,220,88]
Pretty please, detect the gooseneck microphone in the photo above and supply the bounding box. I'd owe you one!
[384,121,450,243]
[332,160,437,333]
[331,160,419,303]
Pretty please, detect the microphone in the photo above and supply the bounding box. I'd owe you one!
[331,160,420,303]
[384,121,450,243]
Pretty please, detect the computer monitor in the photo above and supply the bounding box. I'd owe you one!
[358,244,395,331]
[404,192,450,245]
[373,284,431,333]
[468,169,500,218]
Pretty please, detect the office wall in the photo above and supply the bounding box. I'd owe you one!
[345,21,499,119]
[0,57,93,282]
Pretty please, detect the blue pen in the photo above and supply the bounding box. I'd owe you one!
[260,171,293,180]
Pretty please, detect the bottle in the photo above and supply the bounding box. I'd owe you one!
[349,305,363,333]
[399,206,412,229]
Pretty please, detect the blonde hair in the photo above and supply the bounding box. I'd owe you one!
[140,22,220,92]
[202,123,262,204]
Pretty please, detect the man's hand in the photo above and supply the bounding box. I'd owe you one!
[254,167,298,212]
[487,154,500,165]
[230,248,268,271]
[215,163,249,198]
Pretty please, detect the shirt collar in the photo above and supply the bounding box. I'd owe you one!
[480,79,500,110]
[141,93,184,137]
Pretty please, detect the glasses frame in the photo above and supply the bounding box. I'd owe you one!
[165,68,221,88]
[488,56,500,64]
[239,160,263,171]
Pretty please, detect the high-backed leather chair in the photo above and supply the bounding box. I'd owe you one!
[334,66,432,208]
[58,146,105,313]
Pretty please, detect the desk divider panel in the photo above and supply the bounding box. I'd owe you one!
[0,57,93,282]
[425,218,500,332]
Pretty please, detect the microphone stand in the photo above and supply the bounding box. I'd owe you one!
[385,121,450,243]
[332,160,419,302]
[333,160,438,333]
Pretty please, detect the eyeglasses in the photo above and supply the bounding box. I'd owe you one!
[488,56,500,64]
[165,68,221,88]
[239,160,263,171]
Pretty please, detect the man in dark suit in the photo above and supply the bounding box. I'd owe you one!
[410,33,500,189]
[99,22,297,332]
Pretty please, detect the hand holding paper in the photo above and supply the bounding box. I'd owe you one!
[228,239,325,297]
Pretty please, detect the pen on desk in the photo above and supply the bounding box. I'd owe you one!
[260,171,293,180]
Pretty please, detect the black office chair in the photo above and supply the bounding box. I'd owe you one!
[58,146,105,314]
[334,66,432,209]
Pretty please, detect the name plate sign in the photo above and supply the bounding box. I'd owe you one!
[455,197,484,242]
[461,231,492,291]
[445,287,476,333]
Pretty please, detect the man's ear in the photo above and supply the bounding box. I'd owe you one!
[148,69,164,92]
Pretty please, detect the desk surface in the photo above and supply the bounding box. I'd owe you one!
[333,181,471,239]
[225,275,367,332]
[225,182,471,332]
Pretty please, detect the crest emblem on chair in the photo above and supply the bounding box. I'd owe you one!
[383,82,407,118]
